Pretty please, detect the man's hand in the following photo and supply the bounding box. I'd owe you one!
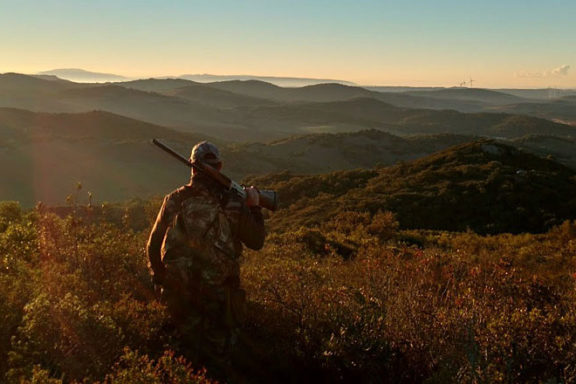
[245,186,260,207]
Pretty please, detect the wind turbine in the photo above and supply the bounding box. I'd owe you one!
[469,77,475,88]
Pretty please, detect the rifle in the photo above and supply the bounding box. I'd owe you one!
[152,139,278,211]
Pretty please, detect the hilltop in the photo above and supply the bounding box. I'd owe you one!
[252,140,576,234]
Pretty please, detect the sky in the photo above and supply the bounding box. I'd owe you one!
[1,0,575,88]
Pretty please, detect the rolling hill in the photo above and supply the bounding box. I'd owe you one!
[0,108,214,206]
[0,73,80,94]
[0,76,246,138]
[58,84,233,129]
[222,130,473,175]
[163,84,275,108]
[0,73,85,112]
[489,98,576,125]
[117,78,277,108]
[512,135,576,169]
[206,81,529,112]
[116,78,198,93]
[251,140,576,234]
[205,80,297,101]
[235,98,576,139]
[179,74,355,87]
[205,80,484,110]
[495,88,576,100]
[404,88,526,105]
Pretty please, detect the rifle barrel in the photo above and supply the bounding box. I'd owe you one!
[152,139,198,170]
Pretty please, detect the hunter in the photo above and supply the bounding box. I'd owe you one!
[146,141,266,374]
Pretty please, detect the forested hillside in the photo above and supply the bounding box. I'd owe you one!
[248,140,576,234]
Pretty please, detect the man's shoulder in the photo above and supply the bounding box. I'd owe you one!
[160,185,193,213]
[166,185,191,199]
[165,183,220,207]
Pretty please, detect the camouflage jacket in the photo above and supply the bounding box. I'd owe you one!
[147,176,265,286]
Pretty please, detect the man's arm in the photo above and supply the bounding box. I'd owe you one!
[237,206,265,250]
[237,191,266,250]
[146,196,170,282]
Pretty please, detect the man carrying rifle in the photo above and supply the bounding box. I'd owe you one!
[146,141,266,375]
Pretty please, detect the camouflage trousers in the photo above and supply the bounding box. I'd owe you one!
[161,259,246,372]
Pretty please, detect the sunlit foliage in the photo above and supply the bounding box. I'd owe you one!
[0,197,576,382]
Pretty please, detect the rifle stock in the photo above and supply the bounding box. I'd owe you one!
[152,139,279,211]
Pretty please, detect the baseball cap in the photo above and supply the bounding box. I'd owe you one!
[190,141,221,166]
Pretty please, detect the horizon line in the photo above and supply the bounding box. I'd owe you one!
[2,70,576,90]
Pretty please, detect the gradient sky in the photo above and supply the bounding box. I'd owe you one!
[1,0,575,88]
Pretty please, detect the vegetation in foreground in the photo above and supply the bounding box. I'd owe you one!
[1,197,576,383]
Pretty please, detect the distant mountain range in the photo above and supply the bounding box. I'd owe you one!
[369,86,576,100]
[37,69,354,87]
[179,74,355,87]
[4,73,575,142]
[494,88,576,100]
[38,69,128,83]
[37,71,576,121]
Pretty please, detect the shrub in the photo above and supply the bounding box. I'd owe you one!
[98,348,215,384]
[2,198,576,382]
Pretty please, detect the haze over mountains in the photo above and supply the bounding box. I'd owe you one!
[38,69,128,83]
[3,73,575,141]
[179,74,355,87]
[36,69,355,87]
[1,71,575,206]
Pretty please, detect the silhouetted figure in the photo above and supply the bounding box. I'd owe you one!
[147,141,265,378]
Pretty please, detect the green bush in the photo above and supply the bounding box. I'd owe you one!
[99,349,215,384]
